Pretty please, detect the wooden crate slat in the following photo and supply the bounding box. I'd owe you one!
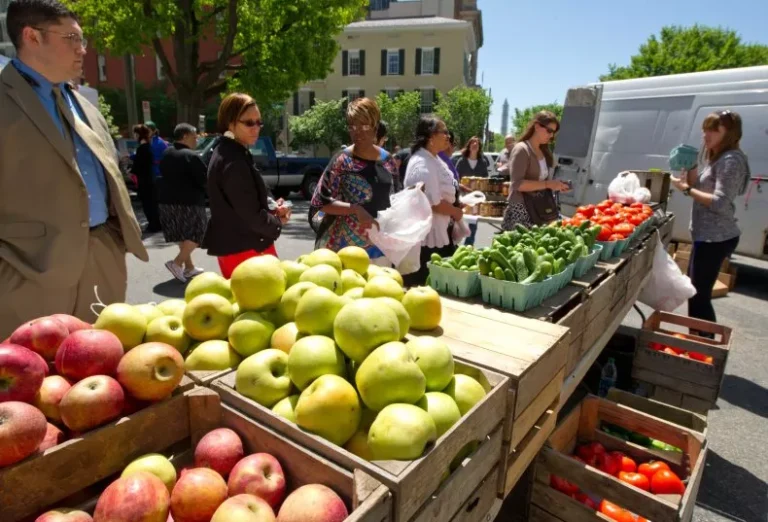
[605,389,707,437]
[448,466,499,522]
[632,367,718,403]
[185,369,233,386]
[531,482,606,522]
[678,445,708,522]
[638,331,729,362]
[509,368,563,449]
[592,430,685,470]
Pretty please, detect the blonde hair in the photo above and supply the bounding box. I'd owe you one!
[347,97,380,128]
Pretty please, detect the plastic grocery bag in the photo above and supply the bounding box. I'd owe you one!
[638,232,697,311]
[368,184,433,274]
[608,171,641,204]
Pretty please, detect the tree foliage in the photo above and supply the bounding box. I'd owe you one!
[512,103,563,138]
[97,93,121,138]
[289,98,347,152]
[435,86,492,147]
[601,25,768,81]
[66,0,367,121]
[376,91,422,149]
[487,132,506,152]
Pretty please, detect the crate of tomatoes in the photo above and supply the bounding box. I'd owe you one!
[530,394,706,522]
[564,201,654,260]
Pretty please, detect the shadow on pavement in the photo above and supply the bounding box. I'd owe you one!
[696,449,767,522]
[152,279,186,299]
[718,374,768,419]
[730,262,768,300]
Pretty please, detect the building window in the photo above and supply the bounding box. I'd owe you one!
[348,50,361,76]
[370,0,390,10]
[385,88,400,100]
[156,55,165,80]
[97,54,107,82]
[421,48,435,75]
[347,89,362,102]
[420,88,435,114]
[387,50,400,75]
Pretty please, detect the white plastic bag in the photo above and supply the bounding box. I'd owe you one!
[459,190,486,207]
[368,185,433,274]
[638,233,697,311]
[608,171,642,204]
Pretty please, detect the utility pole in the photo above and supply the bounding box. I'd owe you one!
[124,55,138,128]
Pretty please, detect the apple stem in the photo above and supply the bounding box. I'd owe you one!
[89,285,107,319]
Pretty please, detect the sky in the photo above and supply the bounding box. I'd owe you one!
[479,0,768,134]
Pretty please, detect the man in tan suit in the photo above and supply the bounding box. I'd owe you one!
[0,0,148,337]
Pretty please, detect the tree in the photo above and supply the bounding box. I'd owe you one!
[66,0,367,122]
[512,103,563,138]
[376,91,422,149]
[434,86,492,147]
[487,132,506,152]
[601,25,768,81]
[98,94,120,138]
[289,98,347,152]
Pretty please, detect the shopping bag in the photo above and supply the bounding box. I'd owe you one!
[608,171,643,204]
[368,184,433,274]
[638,232,697,311]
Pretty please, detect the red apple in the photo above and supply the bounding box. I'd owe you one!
[0,401,47,466]
[35,508,93,521]
[228,453,286,509]
[0,343,46,403]
[55,330,124,381]
[59,375,124,432]
[49,314,93,334]
[93,471,170,522]
[194,428,244,479]
[116,342,185,401]
[211,494,275,522]
[34,375,72,422]
[276,484,348,522]
[10,317,69,361]
[37,422,67,452]
[170,467,228,522]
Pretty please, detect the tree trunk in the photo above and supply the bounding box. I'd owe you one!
[176,96,203,129]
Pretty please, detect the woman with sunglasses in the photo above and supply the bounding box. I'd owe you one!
[670,110,750,325]
[310,97,396,264]
[501,111,570,230]
[203,93,290,278]
[402,116,465,287]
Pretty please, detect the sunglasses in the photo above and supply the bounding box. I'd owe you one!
[239,119,264,128]
[538,123,558,135]
[348,124,374,132]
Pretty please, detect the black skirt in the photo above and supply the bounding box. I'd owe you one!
[159,204,208,244]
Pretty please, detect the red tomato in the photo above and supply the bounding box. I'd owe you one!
[704,356,714,364]
[618,471,651,491]
[576,441,606,466]
[575,492,598,510]
[637,460,671,481]
[613,223,636,238]
[600,500,634,522]
[609,233,625,241]
[597,225,614,242]
[572,212,588,222]
[597,451,624,476]
[651,469,686,495]
[629,214,645,226]
[630,202,644,209]
[620,455,637,473]
[663,347,679,356]
[612,202,624,210]
[603,207,618,216]
[688,351,708,362]
[648,342,664,351]
[577,205,596,217]
[550,474,579,496]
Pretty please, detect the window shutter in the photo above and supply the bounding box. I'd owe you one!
[381,50,387,76]
[360,50,366,76]
[434,48,441,75]
[309,91,316,107]
[360,90,366,99]
[399,49,405,75]
[292,93,299,115]
[342,51,349,76]
[415,48,422,76]
[342,90,348,100]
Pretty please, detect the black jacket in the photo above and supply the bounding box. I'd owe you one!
[131,142,154,184]
[203,137,282,256]
[455,155,490,178]
[158,143,207,206]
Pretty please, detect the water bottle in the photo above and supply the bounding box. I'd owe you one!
[598,358,618,397]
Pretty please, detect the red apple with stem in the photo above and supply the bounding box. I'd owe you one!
[228,453,286,509]
[10,317,69,361]
[59,375,125,432]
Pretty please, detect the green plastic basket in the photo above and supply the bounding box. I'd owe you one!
[479,275,551,312]
[427,262,481,298]
[545,263,576,298]
[574,245,603,278]
[614,236,631,256]
[597,240,617,260]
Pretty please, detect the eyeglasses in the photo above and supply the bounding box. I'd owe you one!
[239,119,264,128]
[538,123,557,135]
[33,28,87,49]
[348,124,374,132]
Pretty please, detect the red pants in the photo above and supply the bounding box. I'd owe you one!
[217,245,278,279]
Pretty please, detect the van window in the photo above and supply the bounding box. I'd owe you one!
[555,106,596,158]
[250,140,269,158]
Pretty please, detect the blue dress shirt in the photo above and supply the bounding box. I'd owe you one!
[12,59,109,227]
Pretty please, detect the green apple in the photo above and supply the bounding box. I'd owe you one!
[340,269,367,294]
[379,267,404,286]
[145,315,192,354]
[294,287,345,336]
[228,312,275,358]
[363,276,404,301]
[277,282,317,323]
[299,264,342,295]
[232,302,240,317]
[406,337,454,391]
[94,302,147,350]
[281,260,310,288]
[365,265,386,281]
[295,374,361,446]
[185,340,242,371]
[343,287,365,300]
[338,246,370,275]
[343,408,377,461]
[183,294,235,341]
[272,394,300,423]
[134,303,164,325]
[287,335,346,390]
[260,307,286,328]
[442,374,486,415]
[402,286,442,331]
[416,392,461,437]
[368,403,437,460]
[185,272,233,302]
[333,299,401,363]
[230,255,286,311]
[377,297,411,339]
[156,298,186,318]
[271,322,300,354]
[236,349,293,407]
[122,453,177,493]
[303,248,343,273]
[355,341,426,411]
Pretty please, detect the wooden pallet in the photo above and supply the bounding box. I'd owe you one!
[531,394,707,522]
[213,359,507,522]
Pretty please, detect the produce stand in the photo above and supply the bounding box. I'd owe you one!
[477,215,505,232]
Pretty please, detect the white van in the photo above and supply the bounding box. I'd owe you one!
[553,66,768,259]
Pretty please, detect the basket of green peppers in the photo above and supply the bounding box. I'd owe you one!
[427,245,483,298]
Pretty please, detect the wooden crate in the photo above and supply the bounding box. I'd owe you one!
[185,369,233,387]
[632,312,732,414]
[18,388,392,522]
[657,215,675,246]
[605,389,707,440]
[629,171,672,205]
[213,360,507,522]
[531,395,707,522]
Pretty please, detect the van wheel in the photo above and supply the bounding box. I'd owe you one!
[302,174,320,200]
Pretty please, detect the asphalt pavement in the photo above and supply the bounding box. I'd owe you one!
[126,198,767,522]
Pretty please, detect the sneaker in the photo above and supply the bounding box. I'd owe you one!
[184,267,205,279]
[165,260,187,283]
